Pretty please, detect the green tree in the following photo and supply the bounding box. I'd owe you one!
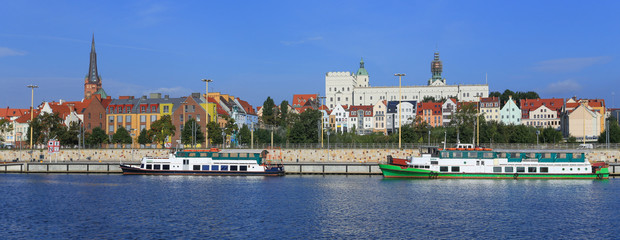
[86,127,108,146]
[148,115,176,148]
[279,100,289,127]
[598,117,620,143]
[27,112,64,145]
[0,119,13,142]
[262,97,276,125]
[238,124,251,145]
[541,127,563,143]
[207,121,223,145]
[58,121,80,146]
[288,109,321,143]
[181,118,205,146]
[137,128,152,145]
[112,127,132,145]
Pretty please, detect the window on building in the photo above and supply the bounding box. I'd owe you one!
[151,115,157,123]
[140,115,146,122]
[117,116,122,123]
[126,116,131,123]
[109,125,114,132]
[163,106,169,113]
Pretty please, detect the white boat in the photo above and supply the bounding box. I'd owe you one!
[120,148,284,176]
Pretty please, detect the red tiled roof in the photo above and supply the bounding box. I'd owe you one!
[14,110,40,123]
[417,102,442,115]
[520,98,564,119]
[0,107,29,119]
[292,94,317,108]
[236,98,255,115]
[216,104,229,116]
[348,105,373,117]
[480,97,499,103]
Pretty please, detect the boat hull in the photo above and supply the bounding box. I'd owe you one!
[379,164,609,179]
[120,165,285,176]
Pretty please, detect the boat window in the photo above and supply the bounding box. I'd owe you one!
[541,153,551,159]
[230,153,238,158]
[239,153,248,158]
[431,161,438,165]
[540,167,549,173]
[162,165,170,170]
[193,165,200,170]
[154,165,161,170]
[483,152,494,158]
[425,166,430,169]
[499,153,507,158]
[211,165,219,171]
[231,165,238,171]
[505,167,514,173]
[202,165,209,171]
[453,152,463,158]
[240,166,248,171]
[212,153,220,158]
[528,167,537,173]
[140,164,144,168]
[481,161,485,165]
[516,167,525,173]
[146,164,152,170]
[511,153,520,159]
[557,153,566,159]
[189,153,197,157]
[476,161,480,166]
[441,152,448,158]
[526,153,535,158]
[451,166,460,172]
[440,166,448,172]
[221,165,229,171]
[221,153,229,158]
[493,167,502,173]
[183,159,189,165]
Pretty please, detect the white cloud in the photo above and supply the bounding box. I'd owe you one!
[0,47,26,57]
[534,56,611,73]
[545,79,582,95]
[281,36,324,46]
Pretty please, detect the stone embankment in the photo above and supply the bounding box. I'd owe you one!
[0,148,619,163]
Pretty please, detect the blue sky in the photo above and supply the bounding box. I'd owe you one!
[1,0,619,109]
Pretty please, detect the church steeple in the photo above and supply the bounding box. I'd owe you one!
[356,57,368,76]
[87,34,101,84]
[84,34,103,99]
[428,51,446,86]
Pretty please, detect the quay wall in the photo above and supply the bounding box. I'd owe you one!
[0,148,420,163]
[0,149,619,164]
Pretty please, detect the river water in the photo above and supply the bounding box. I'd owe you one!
[0,174,618,239]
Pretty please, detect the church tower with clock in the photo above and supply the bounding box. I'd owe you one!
[84,34,105,99]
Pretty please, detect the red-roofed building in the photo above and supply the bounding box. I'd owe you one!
[348,105,373,134]
[520,98,563,129]
[417,102,443,127]
[480,97,500,122]
[0,107,28,120]
[292,94,319,113]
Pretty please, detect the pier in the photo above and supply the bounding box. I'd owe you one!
[0,162,383,175]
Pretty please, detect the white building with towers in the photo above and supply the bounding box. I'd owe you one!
[325,52,489,109]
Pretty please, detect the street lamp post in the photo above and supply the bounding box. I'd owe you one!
[327,130,331,161]
[394,74,405,149]
[180,101,187,149]
[222,131,226,149]
[318,96,326,148]
[201,79,212,148]
[27,84,38,160]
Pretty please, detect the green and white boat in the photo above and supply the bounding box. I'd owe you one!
[379,144,609,179]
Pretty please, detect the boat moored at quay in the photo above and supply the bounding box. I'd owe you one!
[379,144,609,179]
[120,148,284,176]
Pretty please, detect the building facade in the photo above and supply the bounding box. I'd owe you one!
[499,96,521,125]
[325,53,489,110]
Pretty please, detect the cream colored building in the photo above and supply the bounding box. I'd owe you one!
[563,103,602,141]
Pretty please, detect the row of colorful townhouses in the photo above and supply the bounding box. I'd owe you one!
[304,96,612,142]
[0,92,259,148]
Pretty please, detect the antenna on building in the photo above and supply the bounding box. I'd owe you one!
[485,72,488,85]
